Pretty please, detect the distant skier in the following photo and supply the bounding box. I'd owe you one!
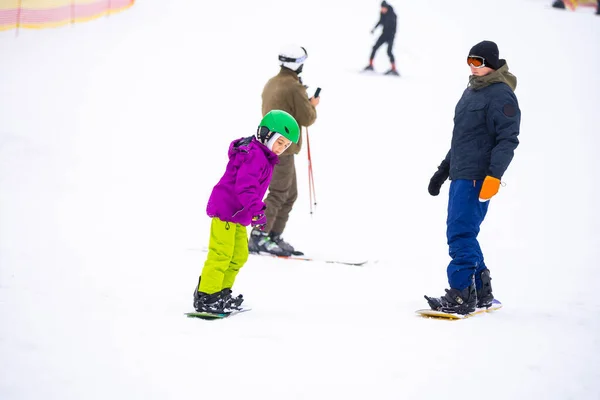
[193,110,299,314]
[364,1,399,75]
[424,41,521,315]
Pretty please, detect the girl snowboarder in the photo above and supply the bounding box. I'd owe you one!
[193,110,300,313]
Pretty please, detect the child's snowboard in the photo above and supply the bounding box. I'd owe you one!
[416,299,502,320]
[185,308,251,320]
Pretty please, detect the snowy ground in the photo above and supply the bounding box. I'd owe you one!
[1,0,600,399]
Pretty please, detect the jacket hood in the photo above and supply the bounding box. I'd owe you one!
[229,136,279,165]
[468,60,517,92]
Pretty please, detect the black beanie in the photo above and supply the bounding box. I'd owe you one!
[469,40,500,70]
[381,1,389,7]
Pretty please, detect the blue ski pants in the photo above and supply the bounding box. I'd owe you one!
[446,179,490,290]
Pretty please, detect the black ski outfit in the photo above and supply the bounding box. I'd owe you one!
[370,1,397,64]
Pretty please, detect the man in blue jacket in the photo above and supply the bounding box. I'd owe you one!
[425,40,521,315]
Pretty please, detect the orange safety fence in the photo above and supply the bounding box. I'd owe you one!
[564,0,598,10]
[0,0,135,31]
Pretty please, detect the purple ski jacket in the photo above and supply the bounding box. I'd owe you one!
[206,136,279,226]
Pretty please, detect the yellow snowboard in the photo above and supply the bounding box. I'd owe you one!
[416,299,502,320]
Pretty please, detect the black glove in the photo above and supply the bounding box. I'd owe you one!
[428,160,450,196]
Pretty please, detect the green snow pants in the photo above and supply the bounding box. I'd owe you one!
[198,218,249,294]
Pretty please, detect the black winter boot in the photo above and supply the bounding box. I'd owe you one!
[552,0,566,9]
[193,290,226,313]
[477,269,494,308]
[425,283,477,315]
[193,276,226,313]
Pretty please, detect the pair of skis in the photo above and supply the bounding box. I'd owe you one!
[189,247,371,267]
[360,67,400,77]
[248,251,370,266]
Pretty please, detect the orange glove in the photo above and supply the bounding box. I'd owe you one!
[479,176,501,202]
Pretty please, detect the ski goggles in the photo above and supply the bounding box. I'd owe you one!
[278,54,307,64]
[467,55,486,68]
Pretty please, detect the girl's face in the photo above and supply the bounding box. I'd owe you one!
[271,136,292,155]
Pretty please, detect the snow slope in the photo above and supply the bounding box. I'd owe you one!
[1,0,599,399]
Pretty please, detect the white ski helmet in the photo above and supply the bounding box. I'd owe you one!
[278,45,308,73]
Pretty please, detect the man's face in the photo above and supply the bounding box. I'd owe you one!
[381,6,388,13]
[470,65,494,76]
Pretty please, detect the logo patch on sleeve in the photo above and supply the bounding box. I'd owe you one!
[503,104,516,117]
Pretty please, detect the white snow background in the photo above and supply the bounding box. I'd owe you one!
[1,0,599,399]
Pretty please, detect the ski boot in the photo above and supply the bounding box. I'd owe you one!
[269,232,303,256]
[424,283,477,315]
[363,64,375,72]
[248,229,292,256]
[476,269,494,309]
[221,288,244,311]
[384,68,400,76]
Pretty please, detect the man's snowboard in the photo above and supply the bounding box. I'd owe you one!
[185,308,251,320]
[416,299,502,320]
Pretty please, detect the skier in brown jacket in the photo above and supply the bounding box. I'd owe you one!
[248,45,319,256]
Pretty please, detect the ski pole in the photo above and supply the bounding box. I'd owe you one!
[306,127,317,214]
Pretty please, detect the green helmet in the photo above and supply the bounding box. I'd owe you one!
[257,110,300,144]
